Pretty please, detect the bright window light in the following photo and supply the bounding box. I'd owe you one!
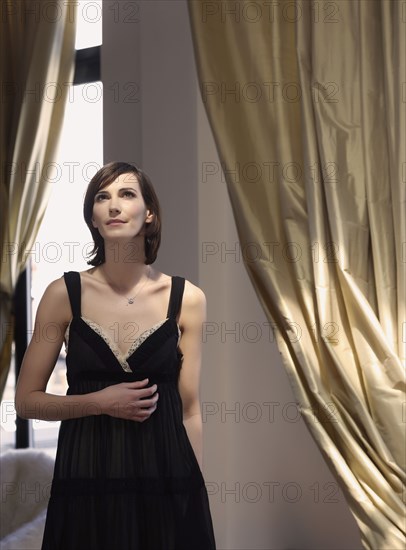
[75,0,102,50]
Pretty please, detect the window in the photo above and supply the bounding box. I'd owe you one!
[0,0,103,454]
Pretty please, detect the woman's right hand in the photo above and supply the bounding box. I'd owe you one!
[96,378,159,422]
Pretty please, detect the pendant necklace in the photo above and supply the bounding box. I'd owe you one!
[125,266,151,305]
[102,265,151,306]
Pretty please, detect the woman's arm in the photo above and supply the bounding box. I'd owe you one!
[178,281,207,470]
[15,277,158,422]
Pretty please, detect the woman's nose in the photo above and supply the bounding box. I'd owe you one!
[109,204,121,214]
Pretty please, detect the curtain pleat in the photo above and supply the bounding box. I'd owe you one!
[0,0,77,397]
[188,1,405,548]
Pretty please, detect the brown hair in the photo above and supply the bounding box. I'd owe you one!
[83,162,162,265]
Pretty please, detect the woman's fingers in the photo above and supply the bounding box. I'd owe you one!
[132,392,159,421]
[126,378,149,388]
[120,387,159,421]
[125,380,158,399]
[138,392,159,408]
[99,379,159,421]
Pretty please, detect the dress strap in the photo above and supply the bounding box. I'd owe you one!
[166,276,185,321]
[63,271,81,317]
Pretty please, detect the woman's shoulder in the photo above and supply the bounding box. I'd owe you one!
[157,270,205,302]
[149,269,206,311]
[42,273,70,297]
[183,277,206,303]
[149,269,206,299]
[172,275,206,318]
[43,269,84,295]
[35,275,72,323]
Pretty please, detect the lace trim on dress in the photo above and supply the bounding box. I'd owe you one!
[64,318,181,373]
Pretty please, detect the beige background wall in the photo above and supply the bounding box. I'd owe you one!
[102,1,362,548]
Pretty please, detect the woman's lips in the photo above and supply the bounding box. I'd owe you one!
[106,220,125,225]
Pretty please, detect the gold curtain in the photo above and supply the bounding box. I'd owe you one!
[188,1,405,548]
[0,0,77,397]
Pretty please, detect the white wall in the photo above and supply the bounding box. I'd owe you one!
[102,1,363,548]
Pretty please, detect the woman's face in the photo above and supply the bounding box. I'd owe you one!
[91,172,153,241]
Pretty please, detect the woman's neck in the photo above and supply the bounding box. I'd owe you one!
[98,238,152,292]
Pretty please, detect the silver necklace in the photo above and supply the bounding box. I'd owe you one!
[102,265,151,306]
[125,266,151,305]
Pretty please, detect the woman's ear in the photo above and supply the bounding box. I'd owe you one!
[145,210,154,224]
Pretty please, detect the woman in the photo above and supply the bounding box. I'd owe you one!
[15,161,216,549]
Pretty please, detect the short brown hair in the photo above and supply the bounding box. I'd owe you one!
[83,162,162,265]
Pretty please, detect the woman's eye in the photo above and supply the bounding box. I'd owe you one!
[94,191,135,201]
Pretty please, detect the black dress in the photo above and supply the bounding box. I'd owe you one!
[41,272,216,550]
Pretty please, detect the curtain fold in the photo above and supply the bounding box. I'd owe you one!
[0,0,77,397]
[188,1,405,548]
